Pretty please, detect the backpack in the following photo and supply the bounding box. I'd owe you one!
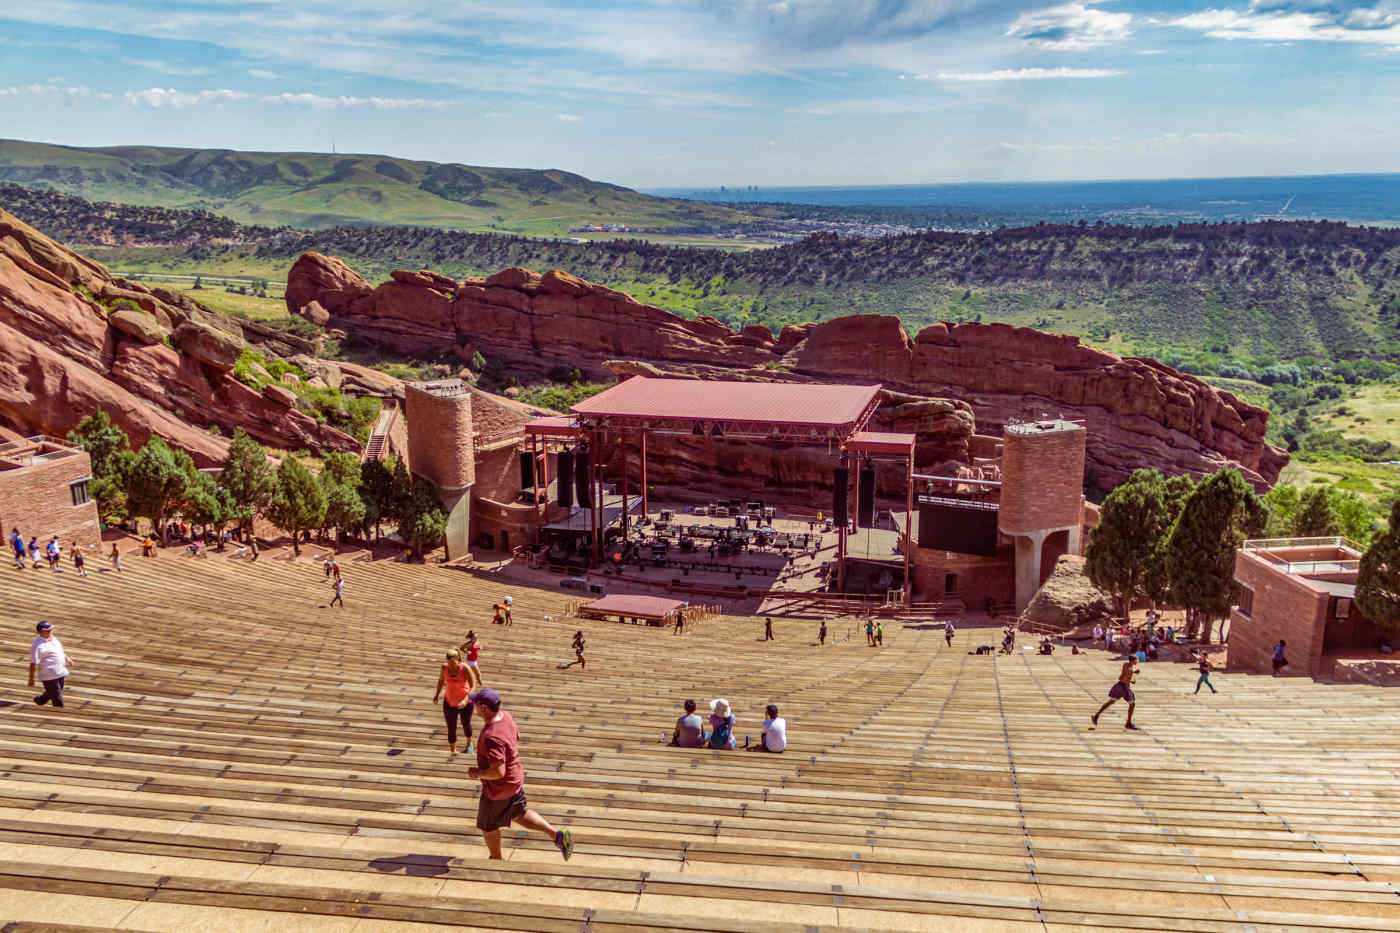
[709,715,734,749]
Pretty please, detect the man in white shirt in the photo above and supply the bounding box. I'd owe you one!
[752,704,786,753]
[29,621,70,708]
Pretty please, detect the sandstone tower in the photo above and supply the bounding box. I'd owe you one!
[998,420,1087,612]
[404,380,475,560]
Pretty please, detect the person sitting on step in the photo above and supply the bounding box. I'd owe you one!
[749,704,786,753]
[671,698,706,748]
[707,698,736,750]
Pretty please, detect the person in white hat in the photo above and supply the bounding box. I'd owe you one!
[707,698,736,750]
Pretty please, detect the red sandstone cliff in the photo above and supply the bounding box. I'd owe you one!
[287,253,1288,488]
[0,210,357,464]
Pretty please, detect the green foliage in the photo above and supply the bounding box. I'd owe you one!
[266,456,326,555]
[1295,430,1396,463]
[297,386,381,445]
[125,437,194,542]
[217,429,275,532]
[358,458,396,539]
[1265,481,1377,545]
[1085,469,1181,621]
[1293,485,1338,537]
[182,469,235,531]
[65,410,129,480]
[319,450,366,537]
[1356,500,1400,631]
[515,381,610,414]
[400,479,448,558]
[1164,468,1267,641]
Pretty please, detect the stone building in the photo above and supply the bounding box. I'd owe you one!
[0,436,101,555]
[1228,537,1383,678]
[403,381,475,560]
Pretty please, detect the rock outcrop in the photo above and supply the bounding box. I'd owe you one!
[291,256,1288,489]
[0,209,357,464]
[1022,555,1116,633]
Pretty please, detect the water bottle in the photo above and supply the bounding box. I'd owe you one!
[744,734,750,749]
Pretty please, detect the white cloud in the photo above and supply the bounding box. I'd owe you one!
[0,78,93,97]
[123,87,250,108]
[1172,4,1400,46]
[555,112,582,122]
[261,92,447,109]
[119,57,211,76]
[937,67,1123,80]
[998,130,1296,153]
[1005,0,1133,50]
[247,68,282,80]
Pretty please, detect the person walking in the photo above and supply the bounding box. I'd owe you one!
[28,536,40,568]
[501,596,513,627]
[865,618,875,647]
[248,538,259,562]
[71,542,87,578]
[466,687,573,861]
[1092,656,1140,730]
[109,542,123,573]
[328,572,345,608]
[763,618,774,642]
[433,648,474,756]
[818,621,827,646]
[944,619,956,647]
[1271,639,1289,676]
[875,622,884,647]
[570,631,587,669]
[29,621,70,708]
[45,537,61,573]
[1193,653,1218,695]
[461,631,483,687]
[10,528,24,570]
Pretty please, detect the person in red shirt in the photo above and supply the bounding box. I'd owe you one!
[459,631,483,688]
[467,688,573,860]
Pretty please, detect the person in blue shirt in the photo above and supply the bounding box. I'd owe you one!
[1271,640,1288,675]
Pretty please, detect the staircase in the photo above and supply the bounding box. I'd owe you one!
[361,401,396,463]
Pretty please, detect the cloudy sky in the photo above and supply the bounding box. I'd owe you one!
[1,0,1398,187]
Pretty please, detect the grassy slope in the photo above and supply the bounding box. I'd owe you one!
[0,138,752,235]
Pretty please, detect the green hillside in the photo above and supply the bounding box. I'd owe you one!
[0,138,753,235]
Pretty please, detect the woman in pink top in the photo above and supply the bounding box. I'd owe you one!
[432,648,474,755]
[460,631,483,688]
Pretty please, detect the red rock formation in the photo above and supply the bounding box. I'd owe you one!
[0,210,357,464]
[288,256,1288,489]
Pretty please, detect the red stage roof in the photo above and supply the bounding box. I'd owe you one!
[581,594,687,619]
[524,415,583,437]
[571,377,881,430]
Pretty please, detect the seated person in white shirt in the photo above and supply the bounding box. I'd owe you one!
[751,703,787,753]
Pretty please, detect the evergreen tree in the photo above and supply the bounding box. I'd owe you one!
[218,429,275,536]
[388,457,414,524]
[1292,485,1337,537]
[66,410,129,478]
[266,457,326,556]
[125,437,193,543]
[1262,484,1301,538]
[1330,489,1377,546]
[1142,473,1196,607]
[358,458,394,542]
[319,451,366,542]
[1164,468,1267,643]
[1356,500,1400,632]
[1085,469,1172,622]
[400,479,448,559]
[183,469,235,539]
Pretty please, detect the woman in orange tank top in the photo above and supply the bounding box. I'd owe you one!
[433,649,474,756]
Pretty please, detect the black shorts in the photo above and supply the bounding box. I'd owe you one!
[476,790,527,832]
[1272,657,1287,671]
[1108,682,1135,703]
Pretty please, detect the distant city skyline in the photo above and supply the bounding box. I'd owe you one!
[2,0,1398,189]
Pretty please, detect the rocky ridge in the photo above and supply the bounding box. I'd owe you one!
[0,209,357,463]
[288,253,1288,488]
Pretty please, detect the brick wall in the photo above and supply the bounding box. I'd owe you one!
[404,383,475,493]
[1227,550,1328,675]
[911,544,1015,607]
[0,451,101,558]
[999,422,1086,535]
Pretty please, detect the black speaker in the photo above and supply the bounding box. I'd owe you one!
[832,467,848,520]
[519,452,535,490]
[557,450,574,509]
[575,448,593,508]
[858,465,876,527]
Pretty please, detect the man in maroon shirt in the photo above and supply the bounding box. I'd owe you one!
[466,688,574,860]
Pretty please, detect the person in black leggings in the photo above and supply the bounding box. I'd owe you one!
[433,649,474,755]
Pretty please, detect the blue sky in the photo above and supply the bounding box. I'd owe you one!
[1,0,1398,187]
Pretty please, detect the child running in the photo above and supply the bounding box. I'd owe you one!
[460,631,483,687]
[570,631,587,669]
[72,543,86,578]
[1194,652,1217,695]
[328,573,345,608]
[944,619,956,647]
[1092,656,1141,730]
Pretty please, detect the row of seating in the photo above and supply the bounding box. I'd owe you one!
[1,548,1398,931]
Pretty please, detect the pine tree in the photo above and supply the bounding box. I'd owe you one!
[1356,500,1400,632]
[1292,486,1337,537]
[65,410,129,479]
[1164,468,1267,642]
[1085,469,1173,622]
[218,429,275,536]
[125,437,193,544]
[358,459,394,542]
[400,479,448,560]
[266,457,326,556]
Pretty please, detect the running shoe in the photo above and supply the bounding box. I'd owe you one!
[555,828,574,861]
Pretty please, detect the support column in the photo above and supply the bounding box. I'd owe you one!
[903,452,914,608]
[640,430,649,519]
[531,435,541,545]
[836,453,849,593]
[1013,529,1050,614]
[590,430,601,567]
[621,432,629,539]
